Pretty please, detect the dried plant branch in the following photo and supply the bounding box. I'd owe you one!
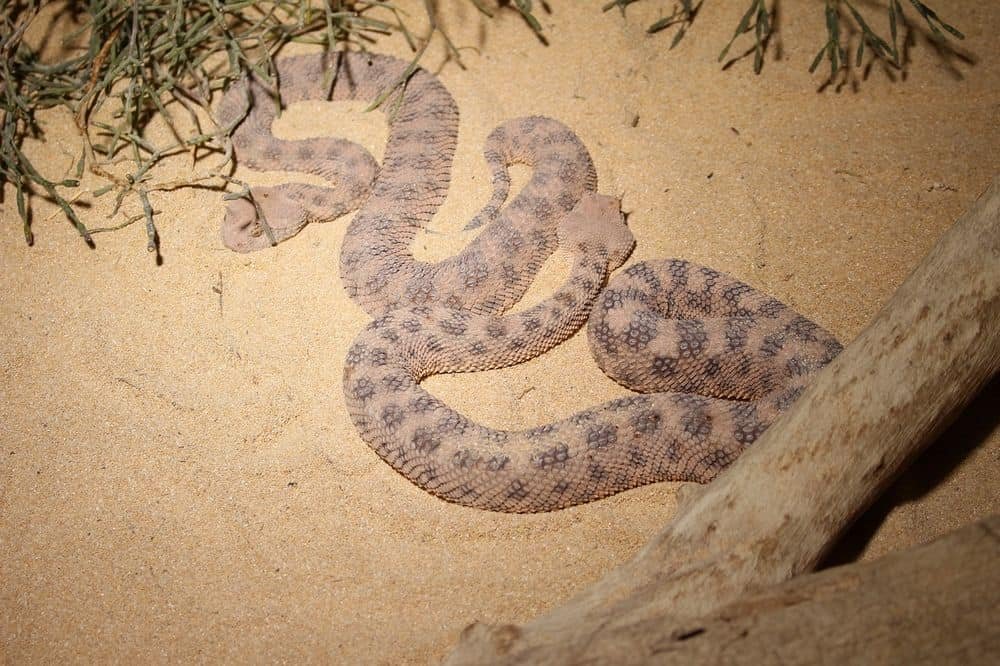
[0,0,471,252]
[603,0,962,81]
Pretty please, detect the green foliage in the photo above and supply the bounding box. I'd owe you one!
[718,0,770,74]
[0,1,963,252]
[808,0,964,79]
[0,1,443,251]
[606,0,962,82]
[605,0,700,49]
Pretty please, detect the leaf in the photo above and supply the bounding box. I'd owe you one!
[809,46,825,74]
[759,6,771,36]
[649,16,678,33]
[909,0,965,40]
[15,178,26,220]
[514,0,543,34]
[670,26,687,49]
[734,0,759,38]
[75,145,86,179]
[16,179,32,245]
[719,0,761,63]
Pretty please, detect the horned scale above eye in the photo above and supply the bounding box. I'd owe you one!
[220,52,842,512]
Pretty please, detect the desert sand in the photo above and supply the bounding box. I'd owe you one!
[2,1,998,663]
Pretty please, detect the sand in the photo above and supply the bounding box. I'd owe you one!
[2,1,998,662]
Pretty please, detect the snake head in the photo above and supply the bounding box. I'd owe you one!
[558,193,635,271]
[221,186,310,253]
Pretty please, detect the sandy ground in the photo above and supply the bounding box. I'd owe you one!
[2,1,998,662]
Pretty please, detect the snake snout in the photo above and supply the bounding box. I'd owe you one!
[221,196,267,253]
[221,187,312,252]
[559,193,635,271]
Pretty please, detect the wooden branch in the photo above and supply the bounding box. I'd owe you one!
[445,177,1000,664]
[463,517,1000,664]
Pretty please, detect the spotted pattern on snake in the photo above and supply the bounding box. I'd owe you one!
[219,52,597,318]
[219,52,842,512]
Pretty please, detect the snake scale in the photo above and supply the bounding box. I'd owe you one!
[219,52,842,513]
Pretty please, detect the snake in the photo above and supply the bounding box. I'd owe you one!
[219,52,843,513]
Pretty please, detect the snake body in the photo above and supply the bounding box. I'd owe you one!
[220,52,842,512]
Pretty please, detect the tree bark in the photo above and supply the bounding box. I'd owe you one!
[445,177,1000,664]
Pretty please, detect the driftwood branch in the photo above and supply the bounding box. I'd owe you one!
[446,176,1000,664]
[686,515,1000,664]
[457,516,996,664]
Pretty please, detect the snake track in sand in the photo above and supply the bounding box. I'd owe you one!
[219,52,842,512]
